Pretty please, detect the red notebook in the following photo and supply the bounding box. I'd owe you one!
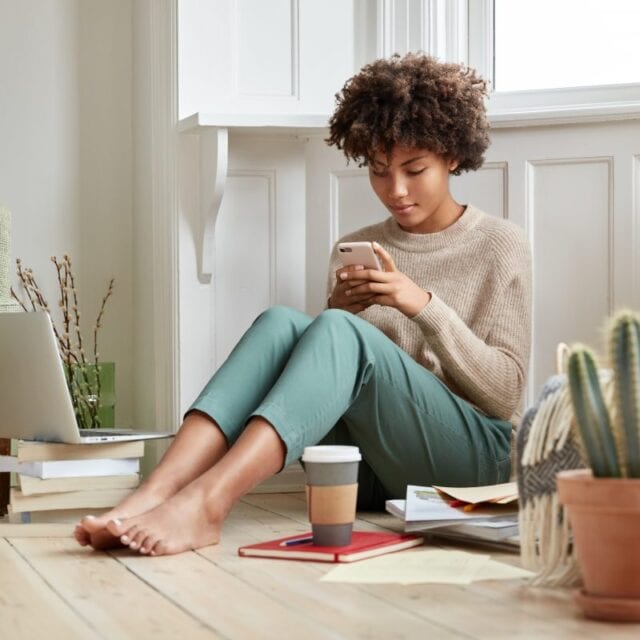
[238,531,423,563]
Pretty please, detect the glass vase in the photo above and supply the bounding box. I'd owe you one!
[71,361,116,429]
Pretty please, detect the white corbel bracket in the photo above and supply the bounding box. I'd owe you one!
[178,112,329,283]
[199,127,229,284]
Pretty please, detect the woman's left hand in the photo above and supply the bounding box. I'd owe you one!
[338,242,431,317]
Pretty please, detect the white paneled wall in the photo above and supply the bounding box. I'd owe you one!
[178,0,361,118]
[178,135,306,414]
[176,0,640,420]
[181,119,640,414]
[451,162,509,220]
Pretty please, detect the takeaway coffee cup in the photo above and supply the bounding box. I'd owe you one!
[301,445,361,546]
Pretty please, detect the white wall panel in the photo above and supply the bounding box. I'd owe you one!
[528,157,613,394]
[214,173,275,365]
[178,0,358,117]
[235,0,298,98]
[451,162,508,219]
[330,170,388,242]
[179,136,306,412]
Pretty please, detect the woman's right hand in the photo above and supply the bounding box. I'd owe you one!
[328,265,374,314]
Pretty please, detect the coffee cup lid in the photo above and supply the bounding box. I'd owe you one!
[301,445,361,463]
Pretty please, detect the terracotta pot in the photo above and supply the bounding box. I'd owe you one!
[557,468,640,622]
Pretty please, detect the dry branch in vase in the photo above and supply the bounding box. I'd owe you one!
[11,255,115,429]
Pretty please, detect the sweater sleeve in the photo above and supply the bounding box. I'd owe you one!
[411,255,532,421]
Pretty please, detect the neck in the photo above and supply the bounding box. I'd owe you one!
[402,197,465,234]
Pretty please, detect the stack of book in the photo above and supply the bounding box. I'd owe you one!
[0,439,144,524]
[386,482,520,550]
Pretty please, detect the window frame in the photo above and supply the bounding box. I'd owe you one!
[465,0,640,126]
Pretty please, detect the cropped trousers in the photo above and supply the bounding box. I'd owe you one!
[188,306,512,509]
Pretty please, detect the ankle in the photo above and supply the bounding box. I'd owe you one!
[140,474,181,500]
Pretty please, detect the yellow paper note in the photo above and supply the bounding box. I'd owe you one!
[319,549,491,585]
[432,481,518,504]
[473,559,534,582]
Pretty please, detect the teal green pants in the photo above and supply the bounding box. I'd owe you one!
[189,306,512,509]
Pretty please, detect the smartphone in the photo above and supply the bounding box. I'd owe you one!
[337,241,382,270]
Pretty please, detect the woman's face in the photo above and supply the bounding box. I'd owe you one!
[368,146,460,234]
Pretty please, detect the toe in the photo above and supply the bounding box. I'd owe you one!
[129,529,147,551]
[107,517,131,537]
[149,540,165,556]
[74,526,89,546]
[80,514,101,533]
[139,533,159,555]
[89,528,124,551]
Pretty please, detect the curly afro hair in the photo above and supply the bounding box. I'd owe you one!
[326,53,490,175]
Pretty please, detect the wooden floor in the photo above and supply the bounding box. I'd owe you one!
[1,492,638,640]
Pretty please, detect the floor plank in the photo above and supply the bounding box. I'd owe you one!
[202,498,467,639]
[0,522,74,537]
[9,538,220,640]
[2,493,639,639]
[240,493,640,640]
[111,548,338,640]
[0,538,98,640]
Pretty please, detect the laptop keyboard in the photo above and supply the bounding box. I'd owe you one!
[79,429,135,436]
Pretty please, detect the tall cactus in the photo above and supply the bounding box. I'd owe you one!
[610,311,640,477]
[568,309,640,478]
[0,206,21,313]
[568,345,621,477]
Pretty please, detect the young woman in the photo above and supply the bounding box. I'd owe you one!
[75,53,531,556]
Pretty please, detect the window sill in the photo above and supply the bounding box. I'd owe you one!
[488,101,640,128]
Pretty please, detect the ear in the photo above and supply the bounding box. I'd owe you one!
[448,158,459,172]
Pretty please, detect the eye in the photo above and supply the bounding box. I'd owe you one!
[407,168,426,176]
[370,168,388,178]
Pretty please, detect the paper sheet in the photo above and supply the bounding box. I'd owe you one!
[319,548,533,585]
[473,560,534,582]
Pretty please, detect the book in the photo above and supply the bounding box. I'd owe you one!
[0,455,140,479]
[16,439,145,462]
[386,498,519,542]
[6,506,110,524]
[18,472,139,496]
[238,531,424,563]
[9,487,134,513]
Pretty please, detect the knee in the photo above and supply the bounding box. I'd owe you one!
[315,308,361,332]
[309,309,373,345]
[255,305,310,331]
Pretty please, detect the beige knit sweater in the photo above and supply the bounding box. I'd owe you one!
[327,204,532,427]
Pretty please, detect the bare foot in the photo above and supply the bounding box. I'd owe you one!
[75,481,176,550]
[106,486,226,556]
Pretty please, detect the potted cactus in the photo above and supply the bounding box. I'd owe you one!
[557,309,640,622]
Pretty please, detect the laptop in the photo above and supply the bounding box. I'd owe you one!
[0,311,174,443]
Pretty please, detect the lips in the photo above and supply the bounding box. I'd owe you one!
[389,203,416,215]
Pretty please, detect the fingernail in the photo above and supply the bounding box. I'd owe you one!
[85,515,95,520]
[355,265,364,270]
[339,272,347,280]
[112,518,122,526]
[121,535,129,544]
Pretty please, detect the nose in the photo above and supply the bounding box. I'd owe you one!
[387,174,409,199]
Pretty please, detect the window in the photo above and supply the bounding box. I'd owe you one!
[494,0,640,92]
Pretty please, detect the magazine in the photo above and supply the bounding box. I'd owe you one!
[385,484,520,549]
